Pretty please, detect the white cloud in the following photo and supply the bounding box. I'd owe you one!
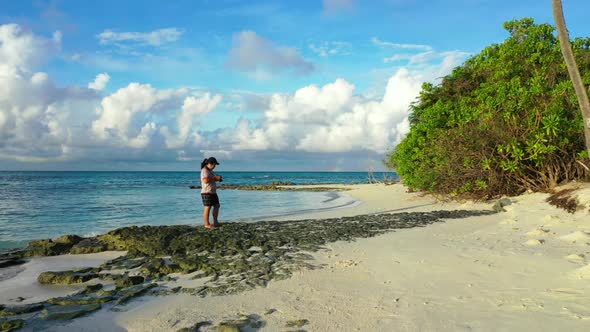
[0,24,224,164]
[88,73,110,90]
[223,73,419,153]
[160,93,222,148]
[371,37,433,51]
[97,28,182,46]
[308,41,351,57]
[91,82,189,146]
[0,24,82,163]
[227,30,314,79]
[0,24,60,76]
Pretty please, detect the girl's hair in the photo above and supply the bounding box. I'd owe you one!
[201,158,208,169]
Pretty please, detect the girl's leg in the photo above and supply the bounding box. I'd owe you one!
[203,206,214,228]
[213,204,221,226]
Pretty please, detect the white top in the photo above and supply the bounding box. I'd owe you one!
[200,168,216,194]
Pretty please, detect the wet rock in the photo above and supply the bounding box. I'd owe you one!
[190,182,351,192]
[115,283,157,305]
[271,181,296,186]
[111,256,148,270]
[77,284,104,295]
[181,287,207,297]
[146,286,182,296]
[0,318,25,332]
[115,275,145,289]
[0,303,44,316]
[39,304,102,320]
[140,258,182,278]
[69,238,107,254]
[54,234,83,245]
[38,270,99,285]
[0,257,25,269]
[25,239,72,257]
[96,289,117,297]
[98,225,195,256]
[47,294,114,306]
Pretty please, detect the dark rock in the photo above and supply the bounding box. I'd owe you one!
[96,289,117,297]
[140,258,182,278]
[492,198,512,212]
[39,304,102,320]
[176,321,212,332]
[0,303,44,316]
[38,270,99,285]
[25,239,72,257]
[77,283,104,295]
[115,283,157,305]
[72,267,99,273]
[0,318,25,332]
[47,294,113,306]
[54,234,83,245]
[98,225,195,256]
[181,287,207,297]
[285,319,309,328]
[113,257,148,270]
[69,238,108,254]
[213,324,240,332]
[115,275,145,289]
[213,314,264,331]
[271,181,296,186]
[0,257,25,269]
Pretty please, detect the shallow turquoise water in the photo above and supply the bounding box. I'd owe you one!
[0,171,396,249]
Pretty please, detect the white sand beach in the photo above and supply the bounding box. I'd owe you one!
[33,182,590,331]
[1,183,589,331]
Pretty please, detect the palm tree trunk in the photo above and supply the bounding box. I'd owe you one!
[552,0,590,160]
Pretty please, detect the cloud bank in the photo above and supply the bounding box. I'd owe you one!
[0,23,466,169]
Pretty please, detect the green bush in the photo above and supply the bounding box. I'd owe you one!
[387,18,590,199]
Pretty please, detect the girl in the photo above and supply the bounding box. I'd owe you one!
[200,157,223,229]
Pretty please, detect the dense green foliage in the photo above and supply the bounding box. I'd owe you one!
[387,18,590,199]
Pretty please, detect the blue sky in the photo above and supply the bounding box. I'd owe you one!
[0,0,589,171]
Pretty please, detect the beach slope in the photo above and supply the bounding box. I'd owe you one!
[45,183,590,331]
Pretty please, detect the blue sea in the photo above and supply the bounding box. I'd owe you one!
[0,171,396,250]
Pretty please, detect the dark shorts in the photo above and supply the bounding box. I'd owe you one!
[201,193,220,207]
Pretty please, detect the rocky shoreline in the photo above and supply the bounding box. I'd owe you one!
[189,181,357,191]
[0,209,495,331]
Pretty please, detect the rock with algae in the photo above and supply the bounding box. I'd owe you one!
[0,318,25,332]
[39,304,102,320]
[0,303,44,317]
[37,269,99,285]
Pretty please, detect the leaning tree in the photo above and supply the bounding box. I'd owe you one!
[552,0,590,165]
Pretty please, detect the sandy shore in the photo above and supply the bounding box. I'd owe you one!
[0,251,125,305]
[5,183,590,331]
